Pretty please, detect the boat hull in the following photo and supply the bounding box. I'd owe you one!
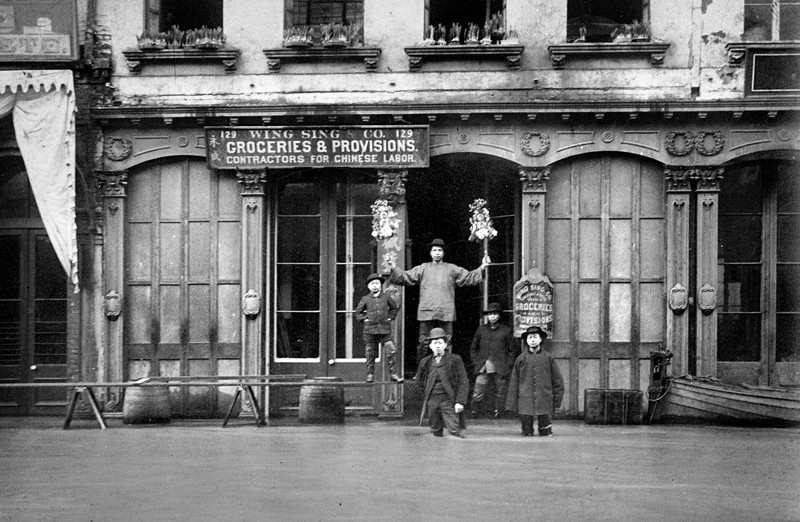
[654,377,800,426]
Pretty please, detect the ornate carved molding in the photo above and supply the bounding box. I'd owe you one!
[242,289,261,318]
[665,131,694,156]
[547,41,671,69]
[668,283,688,314]
[263,46,382,73]
[519,167,550,193]
[694,131,725,156]
[403,44,523,72]
[96,170,128,197]
[521,132,550,157]
[692,167,724,191]
[378,170,408,205]
[664,167,692,192]
[698,284,717,315]
[236,170,267,195]
[105,290,121,320]
[122,48,240,75]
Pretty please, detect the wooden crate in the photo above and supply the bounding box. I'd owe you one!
[584,388,644,424]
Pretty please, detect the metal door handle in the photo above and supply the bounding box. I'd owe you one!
[328,359,335,366]
[30,365,37,371]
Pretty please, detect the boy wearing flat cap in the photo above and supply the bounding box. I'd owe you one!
[506,325,564,436]
[414,327,469,438]
[355,273,402,383]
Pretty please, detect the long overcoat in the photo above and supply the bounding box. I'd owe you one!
[505,348,565,416]
[469,322,515,377]
[414,352,469,425]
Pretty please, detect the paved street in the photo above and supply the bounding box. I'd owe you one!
[1,416,798,521]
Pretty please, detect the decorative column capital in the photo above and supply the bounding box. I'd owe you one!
[664,167,693,192]
[96,170,128,197]
[519,167,550,193]
[236,169,267,195]
[692,167,724,192]
[377,170,408,205]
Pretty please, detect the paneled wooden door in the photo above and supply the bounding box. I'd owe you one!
[0,162,68,415]
[546,154,666,414]
[271,170,382,415]
[125,158,242,417]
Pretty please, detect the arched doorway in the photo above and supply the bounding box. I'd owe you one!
[404,153,520,370]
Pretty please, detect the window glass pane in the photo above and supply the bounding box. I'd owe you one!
[567,0,644,42]
[777,265,800,312]
[429,0,504,32]
[336,312,365,359]
[719,216,762,263]
[278,182,320,215]
[776,168,800,212]
[35,237,66,299]
[777,215,800,262]
[338,179,378,215]
[276,312,319,358]
[158,0,222,31]
[0,236,20,298]
[744,1,772,40]
[777,314,800,361]
[0,167,30,219]
[276,265,320,311]
[337,216,373,263]
[720,166,762,214]
[277,217,320,262]
[718,314,761,361]
[721,265,762,312]
[779,3,800,39]
[337,264,372,311]
[487,263,514,310]
[285,0,364,43]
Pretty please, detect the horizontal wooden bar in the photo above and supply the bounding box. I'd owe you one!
[0,381,404,389]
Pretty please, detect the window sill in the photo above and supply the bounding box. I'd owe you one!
[547,41,670,69]
[726,40,800,66]
[262,46,382,73]
[403,44,524,72]
[122,48,240,75]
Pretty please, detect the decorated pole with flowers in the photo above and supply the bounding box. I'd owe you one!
[371,198,402,278]
[468,198,497,311]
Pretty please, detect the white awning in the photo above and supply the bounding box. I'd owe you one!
[0,70,78,291]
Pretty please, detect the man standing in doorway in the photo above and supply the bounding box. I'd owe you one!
[386,238,490,363]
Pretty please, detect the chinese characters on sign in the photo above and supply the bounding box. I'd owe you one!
[513,268,554,338]
[205,126,430,169]
[0,1,77,61]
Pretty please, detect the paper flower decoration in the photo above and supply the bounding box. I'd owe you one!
[468,198,498,242]
[371,199,400,240]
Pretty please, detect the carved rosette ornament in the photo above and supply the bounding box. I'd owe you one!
[664,167,692,192]
[519,167,550,193]
[105,289,122,320]
[665,131,694,156]
[521,132,550,157]
[96,170,129,197]
[692,167,724,191]
[104,137,133,161]
[378,170,408,205]
[668,283,688,314]
[236,169,267,195]
[694,131,725,156]
[242,289,261,318]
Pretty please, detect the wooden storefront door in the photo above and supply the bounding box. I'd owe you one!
[546,154,666,414]
[271,170,383,415]
[125,158,242,417]
[0,164,68,415]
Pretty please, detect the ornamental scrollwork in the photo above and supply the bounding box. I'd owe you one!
[694,131,725,156]
[521,132,550,157]
[692,167,724,191]
[96,171,128,197]
[519,167,550,193]
[668,283,688,314]
[236,170,267,194]
[104,137,133,161]
[665,131,694,156]
[664,167,692,192]
[378,170,408,205]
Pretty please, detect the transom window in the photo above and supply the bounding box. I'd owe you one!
[744,0,800,40]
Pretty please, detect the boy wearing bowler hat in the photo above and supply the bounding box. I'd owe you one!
[386,238,490,362]
[355,273,402,383]
[505,325,564,436]
[414,327,469,438]
[469,302,516,418]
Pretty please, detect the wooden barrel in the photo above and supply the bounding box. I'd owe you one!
[123,386,172,424]
[298,377,345,424]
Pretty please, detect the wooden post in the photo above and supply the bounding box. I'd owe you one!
[519,167,550,273]
[664,168,692,376]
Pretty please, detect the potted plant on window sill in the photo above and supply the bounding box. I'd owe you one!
[136,31,166,51]
[630,20,651,42]
[192,26,226,50]
[284,25,313,47]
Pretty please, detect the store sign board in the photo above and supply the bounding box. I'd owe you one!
[0,0,78,61]
[512,268,554,338]
[205,126,429,169]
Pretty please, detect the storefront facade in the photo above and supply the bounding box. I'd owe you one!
[1,0,798,418]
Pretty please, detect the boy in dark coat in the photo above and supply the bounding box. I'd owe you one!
[354,273,402,383]
[414,327,469,438]
[469,302,516,418]
[506,326,564,436]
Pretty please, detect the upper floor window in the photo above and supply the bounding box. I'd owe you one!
[567,0,650,42]
[146,0,223,33]
[284,0,364,45]
[744,0,800,40]
[424,0,507,44]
